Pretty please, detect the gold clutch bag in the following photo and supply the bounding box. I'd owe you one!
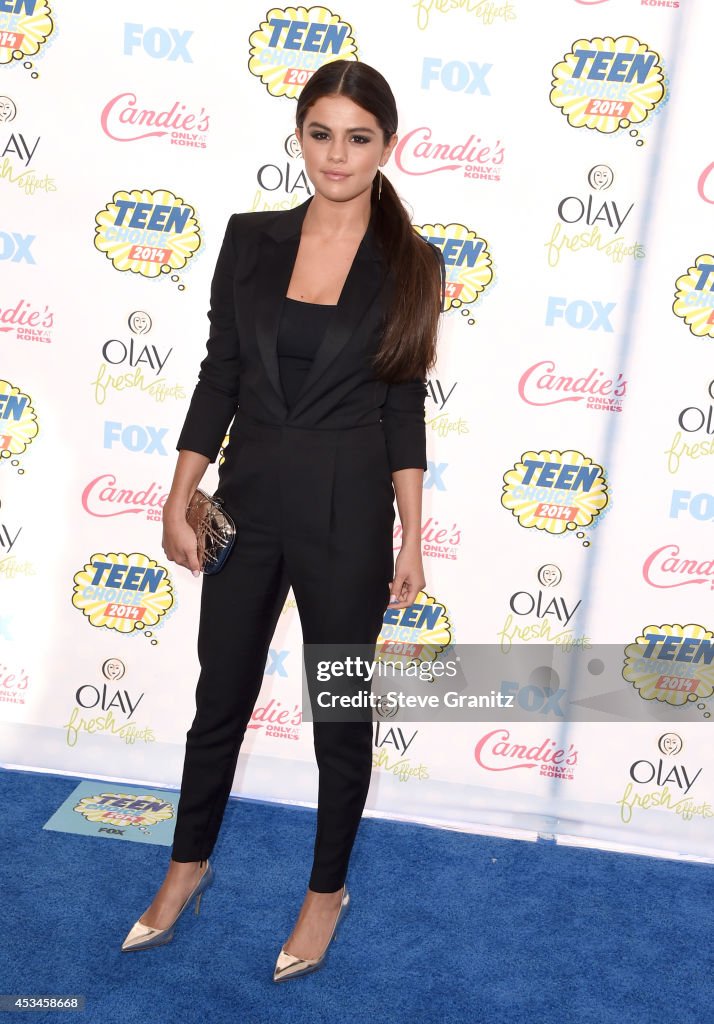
[185,488,236,574]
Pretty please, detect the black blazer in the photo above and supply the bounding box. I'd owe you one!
[176,197,434,472]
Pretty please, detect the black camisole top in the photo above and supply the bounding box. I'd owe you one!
[277,297,336,410]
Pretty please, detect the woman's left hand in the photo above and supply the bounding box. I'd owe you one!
[388,543,425,610]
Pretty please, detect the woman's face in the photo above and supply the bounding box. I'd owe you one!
[296,94,397,204]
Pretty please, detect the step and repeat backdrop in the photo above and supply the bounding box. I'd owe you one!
[2,0,713,862]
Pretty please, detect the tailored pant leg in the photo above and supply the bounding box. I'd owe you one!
[170,523,290,862]
[282,427,395,892]
[299,613,389,893]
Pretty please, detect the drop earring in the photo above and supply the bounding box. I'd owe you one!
[378,167,383,201]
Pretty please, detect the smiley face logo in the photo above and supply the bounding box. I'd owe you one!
[587,164,614,190]
[284,133,303,159]
[538,564,563,587]
[102,658,126,681]
[128,311,152,335]
[658,732,683,756]
[0,96,17,122]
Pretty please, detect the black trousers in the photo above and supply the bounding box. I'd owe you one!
[171,411,395,891]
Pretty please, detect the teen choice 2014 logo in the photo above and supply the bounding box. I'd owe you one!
[74,792,174,829]
[72,552,174,640]
[0,0,54,71]
[550,36,665,136]
[248,6,358,99]
[414,223,494,314]
[673,255,714,339]
[501,450,609,540]
[0,379,38,467]
[94,189,201,284]
[377,590,453,671]
[623,624,714,710]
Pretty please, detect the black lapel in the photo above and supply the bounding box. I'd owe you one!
[253,200,313,409]
[253,197,385,417]
[289,226,385,418]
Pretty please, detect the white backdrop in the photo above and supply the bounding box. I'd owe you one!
[2,0,713,863]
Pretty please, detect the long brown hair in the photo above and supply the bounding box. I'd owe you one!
[295,60,442,382]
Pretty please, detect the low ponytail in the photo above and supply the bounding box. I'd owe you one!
[370,170,442,381]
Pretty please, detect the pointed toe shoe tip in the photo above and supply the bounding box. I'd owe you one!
[273,949,321,983]
[121,921,175,952]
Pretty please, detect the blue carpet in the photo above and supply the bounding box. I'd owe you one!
[0,766,711,1024]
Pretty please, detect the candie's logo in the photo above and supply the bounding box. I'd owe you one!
[519,360,626,413]
[673,256,714,339]
[394,517,462,562]
[474,728,578,781]
[247,699,302,741]
[248,6,357,99]
[101,93,210,149]
[551,36,665,136]
[414,223,494,313]
[0,0,54,73]
[394,127,504,182]
[0,379,38,466]
[623,624,714,711]
[643,546,714,592]
[82,475,168,521]
[72,552,174,639]
[0,297,53,342]
[501,450,609,538]
[94,189,201,283]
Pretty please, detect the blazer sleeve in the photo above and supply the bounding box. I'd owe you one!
[176,215,240,461]
[380,243,444,474]
[381,378,428,472]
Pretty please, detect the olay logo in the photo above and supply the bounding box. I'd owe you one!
[643,544,714,591]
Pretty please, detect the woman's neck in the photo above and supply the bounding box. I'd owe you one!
[302,192,371,240]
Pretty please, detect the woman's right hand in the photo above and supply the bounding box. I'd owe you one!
[162,498,201,576]
[161,450,211,576]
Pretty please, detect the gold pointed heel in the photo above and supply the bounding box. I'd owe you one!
[121,860,214,952]
[273,886,350,983]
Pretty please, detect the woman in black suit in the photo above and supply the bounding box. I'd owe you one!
[121,60,443,980]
